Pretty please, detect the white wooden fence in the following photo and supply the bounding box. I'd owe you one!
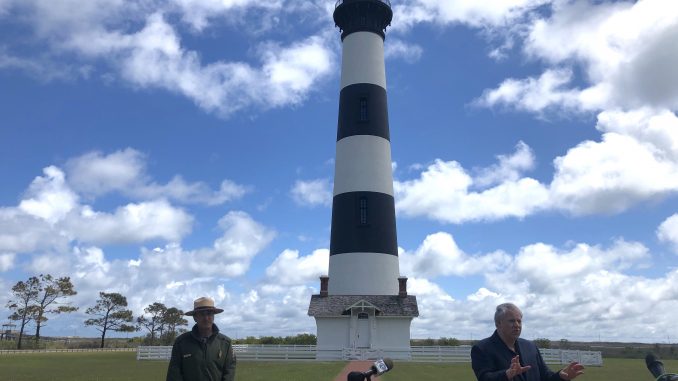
[137,345,602,366]
[0,347,135,355]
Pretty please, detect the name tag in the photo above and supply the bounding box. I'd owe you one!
[183,354,192,358]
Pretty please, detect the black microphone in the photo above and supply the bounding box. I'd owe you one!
[363,358,394,378]
[646,353,666,379]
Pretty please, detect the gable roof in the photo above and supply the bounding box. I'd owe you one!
[308,294,419,317]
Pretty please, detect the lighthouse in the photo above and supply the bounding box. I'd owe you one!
[308,0,418,360]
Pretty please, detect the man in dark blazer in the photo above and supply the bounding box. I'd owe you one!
[471,303,584,381]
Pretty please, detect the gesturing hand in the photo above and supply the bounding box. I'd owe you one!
[506,355,531,379]
[559,361,585,380]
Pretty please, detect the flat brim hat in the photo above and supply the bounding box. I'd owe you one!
[185,297,224,316]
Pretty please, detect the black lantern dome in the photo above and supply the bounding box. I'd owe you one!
[333,0,393,40]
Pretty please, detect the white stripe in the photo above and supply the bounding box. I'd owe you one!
[333,135,394,196]
[328,252,400,295]
[341,32,386,89]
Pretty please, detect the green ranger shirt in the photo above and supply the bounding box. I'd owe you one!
[166,324,236,381]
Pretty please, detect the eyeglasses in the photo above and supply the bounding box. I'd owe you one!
[195,310,215,317]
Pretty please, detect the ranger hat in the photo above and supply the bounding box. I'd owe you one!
[185,297,224,316]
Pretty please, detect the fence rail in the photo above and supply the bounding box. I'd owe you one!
[0,347,136,355]
[135,345,602,365]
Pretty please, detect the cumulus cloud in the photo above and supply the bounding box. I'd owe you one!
[265,248,328,286]
[0,152,207,254]
[395,108,678,221]
[657,214,678,254]
[392,0,549,31]
[0,209,70,254]
[0,1,336,117]
[400,232,511,278]
[290,178,332,207]
[137,211,276,281]
[403,236,678,341]
[169,0,285,32]
[19,166,79,224]
[65,201,193,244]
[395,144,549,223]
[475,68,597,114]
[0,253,15,271]
[478,0,678,113]
[385,38,423,63]
[66,148,248,205]
[499,239,651,295]
[550,109,678,215]
[474,141,536,188]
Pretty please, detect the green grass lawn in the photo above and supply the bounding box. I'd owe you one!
[1,352,677,381]
[381,358,678,381]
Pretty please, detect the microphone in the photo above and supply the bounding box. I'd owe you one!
[646,353,666,379]
[363,358,394,378]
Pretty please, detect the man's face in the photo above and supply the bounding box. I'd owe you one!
[496,308,522,342]
[193,310,215,330]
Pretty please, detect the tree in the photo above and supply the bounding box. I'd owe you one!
[32,274,78,345]
[137,302,167,345]
[84,292,137,348]
[162,307,188,344]
[6,277,40,349]
[534,338,551,349]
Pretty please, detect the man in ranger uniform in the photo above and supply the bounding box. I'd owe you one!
[166,297,236,381]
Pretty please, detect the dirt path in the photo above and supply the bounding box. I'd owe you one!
[332,360,374,381]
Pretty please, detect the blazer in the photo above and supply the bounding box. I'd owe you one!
[471,330,562,381]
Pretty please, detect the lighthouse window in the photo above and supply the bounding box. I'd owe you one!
[359,197,368,225]
[359,97,368,122]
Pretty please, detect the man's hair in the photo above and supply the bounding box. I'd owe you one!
[494,303,521,325]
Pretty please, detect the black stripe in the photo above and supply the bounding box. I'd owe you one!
[330,191,398,256]
[337,83,390,141]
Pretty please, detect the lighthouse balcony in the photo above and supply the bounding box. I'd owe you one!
[333,0,393,40]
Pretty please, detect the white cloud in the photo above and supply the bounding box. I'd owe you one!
[0,153,200,253]
[397,109,678,220]
[475,68,596,114]
[0,253,15,271]
[19,166,79,224]
[400,232,511,278]
[0,2,336,117]
[657,214,678,254]
[385,38,423,63]
[406,237,677,342]
[501,239,650,295]
[265,248,328,286]
[0,209,70,254]
[65,148,146,196]
[290,178,332,207]
[395,145,549,223]
[474,141,536,188]
[137,211,276,280]
[550,110,678,215]
[65,200,193,244]
[478,0,678,113]
[393,0,549,31]
[169,0,284,32]
[66,148,248,205]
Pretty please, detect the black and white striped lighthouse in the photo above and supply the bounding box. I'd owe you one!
[308,0,418,357]
[328,0,398,296]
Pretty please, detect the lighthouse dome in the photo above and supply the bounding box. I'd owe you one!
[333,0,393,40]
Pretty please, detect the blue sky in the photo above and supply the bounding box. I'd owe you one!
[2,0,678,343]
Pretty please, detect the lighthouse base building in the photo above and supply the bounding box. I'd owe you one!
[308,276,418,360]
